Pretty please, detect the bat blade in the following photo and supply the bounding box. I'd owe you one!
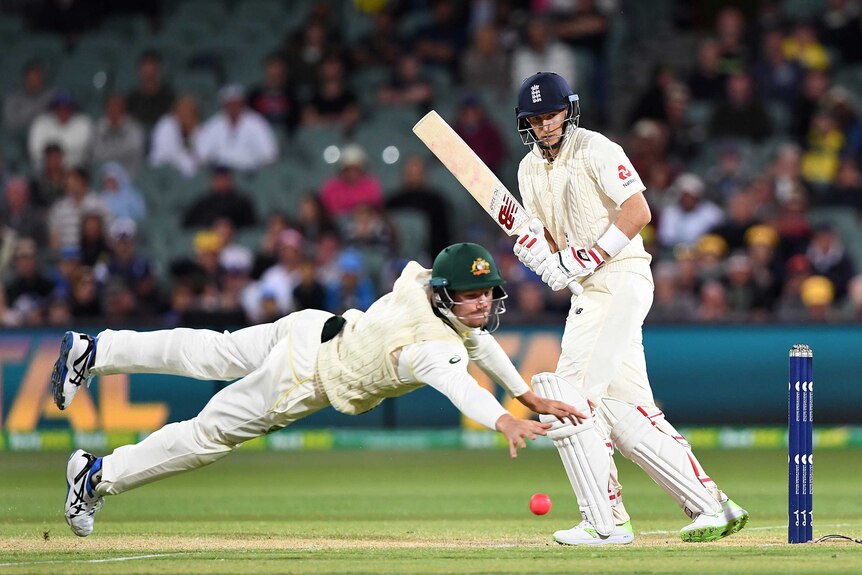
[413,110,528,236]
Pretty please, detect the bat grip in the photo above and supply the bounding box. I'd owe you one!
[568,280,584,296]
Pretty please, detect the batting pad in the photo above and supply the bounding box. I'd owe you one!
[599,398,721,518]
[531,373,614,536]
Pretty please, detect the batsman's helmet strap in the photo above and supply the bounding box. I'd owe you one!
[431,242,504,292]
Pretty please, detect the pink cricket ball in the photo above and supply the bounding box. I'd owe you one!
[529,493,552,515]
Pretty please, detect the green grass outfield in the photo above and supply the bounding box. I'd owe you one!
[1,448,861,574]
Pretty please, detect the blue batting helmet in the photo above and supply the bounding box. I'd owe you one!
[514,72,580,147]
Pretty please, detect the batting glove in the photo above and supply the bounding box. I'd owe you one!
[541,246,606,292]
[513,218,552,273]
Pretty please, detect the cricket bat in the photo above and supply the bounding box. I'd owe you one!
[412,110,582,295]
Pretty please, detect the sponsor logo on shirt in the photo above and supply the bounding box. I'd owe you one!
[617,165,632,180]
[449,356,461,364]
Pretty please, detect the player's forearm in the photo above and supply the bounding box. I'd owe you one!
[595,193,651,259]
[614,193,651,238]
[464,331,530,398]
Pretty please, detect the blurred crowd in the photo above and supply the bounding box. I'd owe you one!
[1,0,862,329]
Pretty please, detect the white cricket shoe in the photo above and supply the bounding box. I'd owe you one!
[680,499,749,542]
[554,520,634,546]
[64,449,104,537]
[52,331,97,410]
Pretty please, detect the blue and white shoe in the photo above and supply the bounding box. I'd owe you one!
[52,331,97,410]
[64,449,104,537]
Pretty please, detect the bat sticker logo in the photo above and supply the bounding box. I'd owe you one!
[497,194,517,230]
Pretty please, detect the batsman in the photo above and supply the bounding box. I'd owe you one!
[52,242,583,537]
[510,72,749,545]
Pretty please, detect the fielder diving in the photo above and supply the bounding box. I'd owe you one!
[510,72,748,545]
[52,243,584,537]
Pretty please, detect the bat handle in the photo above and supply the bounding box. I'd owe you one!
[568,280,584,296]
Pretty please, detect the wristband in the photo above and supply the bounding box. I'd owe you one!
[596,224,630,258]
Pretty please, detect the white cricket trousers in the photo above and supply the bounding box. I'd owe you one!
[556,269,712,521]
[91,309,334,496]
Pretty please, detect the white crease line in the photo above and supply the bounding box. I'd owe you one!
[0,552,187,567]
[640,523,850,536]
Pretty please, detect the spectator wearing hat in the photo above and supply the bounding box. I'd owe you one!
[170,231,224,308]
[657,173,724,251]
[50,245,82,301]
[27,91,94,171]
[149,94,203,178]
[195,84,278,172]
[806,223,855,302]
[453,95,506,173]
[744,224,781,316]
[48,167,109,250]
[182,165,257,229]
[219,245,255,322]
[105,218,160,314]
[1,177,46,247]
[324,249,376,313]
[98,162,146,222]
[3,59,56,133]
[319,144,383,216]
[126,51,175,131]
[798,275,840,323]
[91,93,146,179]
[210,216,253,277]
[694,233,728,285]
[253,229,304,320]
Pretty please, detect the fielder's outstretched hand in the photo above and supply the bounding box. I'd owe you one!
[516,390,586,426]
[495,414,552,458]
